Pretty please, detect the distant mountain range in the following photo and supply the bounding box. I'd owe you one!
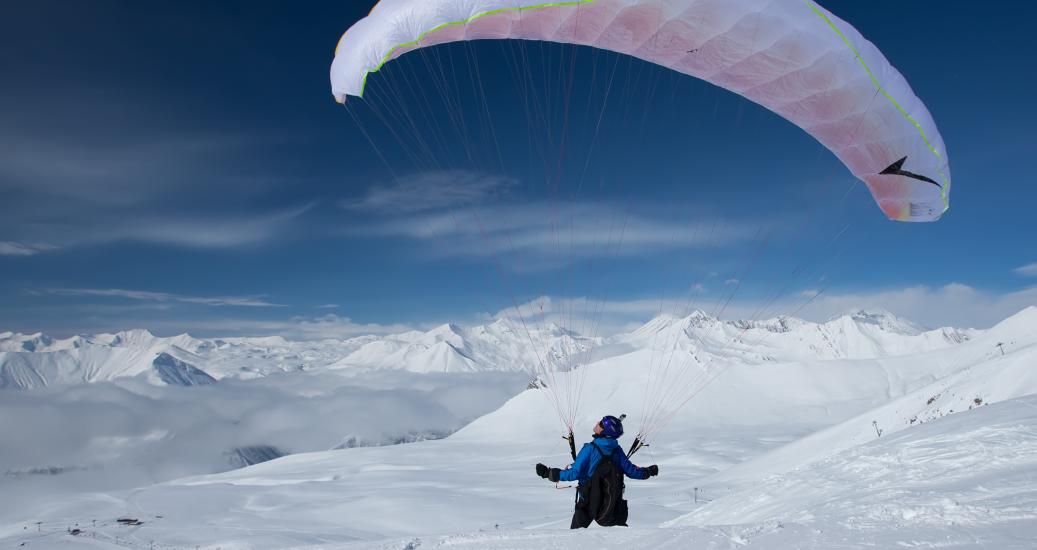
[0,308,977,391]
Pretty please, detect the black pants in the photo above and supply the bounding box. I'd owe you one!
[570,495,629,529]
[570,504,593,529]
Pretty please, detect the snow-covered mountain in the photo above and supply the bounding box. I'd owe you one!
[0,329,373,390]
[624,307,976,363]
[329,319,597,373]
[5,307,1031,549]
[0,319,598,389]
[0,309,977,391]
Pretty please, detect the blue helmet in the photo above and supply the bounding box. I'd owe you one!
[599,415,624,439]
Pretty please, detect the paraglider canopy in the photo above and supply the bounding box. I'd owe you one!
[331,0,951,222]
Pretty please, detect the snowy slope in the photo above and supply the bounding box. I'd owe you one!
[669,395,1037,534]
[353,396,1037,550]
[1,309,1032,549]
[5,359,1034,549]
[694,306,1037,489]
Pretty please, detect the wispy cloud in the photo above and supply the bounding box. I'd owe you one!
[124,314,413,341]
[0,118,312,253]
[273,314,414,340]
[0,133,282,206]
[491,295,701,337]
[316,304,341,309]
[789,283,1037,329]
[497,295,663,320]
[342,171,517,213]
[6,204,313,251]
[350,200,758,270]
[93,205,314,249]
[43,288,285,308]
[1013,262,1037,277]
[0,241,58,256]
[341,170,763,271]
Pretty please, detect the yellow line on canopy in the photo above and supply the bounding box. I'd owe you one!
[802,0,948,212]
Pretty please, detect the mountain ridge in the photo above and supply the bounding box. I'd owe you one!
[0,308,1012,391]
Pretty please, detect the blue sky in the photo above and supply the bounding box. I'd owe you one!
[1,1,1035,338]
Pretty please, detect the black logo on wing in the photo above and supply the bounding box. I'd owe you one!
[880,156,940,188]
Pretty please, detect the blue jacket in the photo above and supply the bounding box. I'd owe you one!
[558,436,649,483]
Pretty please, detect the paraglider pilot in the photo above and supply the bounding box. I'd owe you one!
[535,415,659,528]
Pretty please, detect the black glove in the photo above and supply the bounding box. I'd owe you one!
[644,465,659,478]
[536,463,562,482]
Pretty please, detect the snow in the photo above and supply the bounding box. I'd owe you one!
[1,308,1036,548]
[669,396,1037,533]
[329,318,597,374]
[0,308,981,391]
[0,368,528,524]
[0,317,602,389]
[621,308,976,364]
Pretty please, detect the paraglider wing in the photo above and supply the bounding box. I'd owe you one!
[331,0,951,223]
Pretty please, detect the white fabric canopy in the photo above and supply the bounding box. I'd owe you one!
[331,0,951,221]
